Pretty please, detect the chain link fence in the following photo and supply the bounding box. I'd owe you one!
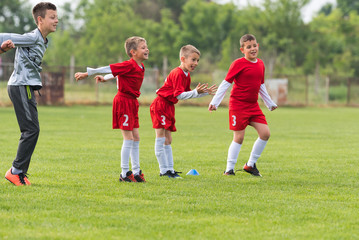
[1,63,359,107]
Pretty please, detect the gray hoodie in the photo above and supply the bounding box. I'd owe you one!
[0,28,48,88]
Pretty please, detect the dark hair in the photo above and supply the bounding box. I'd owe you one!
[32,2,57,24]
[240,34,256,48]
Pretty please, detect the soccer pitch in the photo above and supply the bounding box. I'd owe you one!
[0,106,358,239]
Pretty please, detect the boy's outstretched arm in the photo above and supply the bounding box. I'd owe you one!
[208,80,231,112]
[75,66,113,82]
[176,83,208,100]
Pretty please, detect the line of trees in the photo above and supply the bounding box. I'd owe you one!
[1,0,359,80]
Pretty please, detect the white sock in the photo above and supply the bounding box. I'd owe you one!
[226,141,242,172]
[130,141,140,175]
[155,137,167,174]
[247,138,267,167]
[164,144,173,173]
[121,139,133,177]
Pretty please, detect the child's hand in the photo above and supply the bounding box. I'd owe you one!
[208,104,217,112]
[74,72,88,81]
[95,75,105,83]
[270,105,278,111]
[1,40,15,51]
[206,84,217,95]
[195,83,208,94]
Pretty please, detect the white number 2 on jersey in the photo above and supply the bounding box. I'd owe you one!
[232,115,236,126]
[161,115,166,125]
[123,114,129,126]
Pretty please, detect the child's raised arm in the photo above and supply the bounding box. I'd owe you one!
[75,66,113,82]
[176,83,209,100]
[0,32,38,49]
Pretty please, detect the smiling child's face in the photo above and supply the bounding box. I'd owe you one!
[240,40,259,61]
[132,41,149,61]
[180,52,200,72]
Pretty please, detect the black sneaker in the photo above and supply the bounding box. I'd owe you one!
[119,171,137,182]
[223,169,235,175]
[134,170,146,182]
[160,170,182,178]
[243,163,262,177]
[171,171,182,179]
[160,170,173,178]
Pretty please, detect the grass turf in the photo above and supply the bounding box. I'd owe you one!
[0,106,358,239]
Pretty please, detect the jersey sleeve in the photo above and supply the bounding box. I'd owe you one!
[261,60,265,84]
[176,89,198,100]
[87,66,112,76]
[209,80,231,108]
[110,61,132,77]
[0,31,38,47]
[259,83,277,110]
[224,60,241,83]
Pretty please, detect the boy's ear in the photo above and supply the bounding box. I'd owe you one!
[240,47,244,53]
[37,16,42,25]
[180,56,186,63]
[130,49,136,56]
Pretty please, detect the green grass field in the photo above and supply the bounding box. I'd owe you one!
[1,105,358,239]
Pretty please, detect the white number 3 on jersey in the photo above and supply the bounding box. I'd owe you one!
[161,115,166,125]
[232,115,236,126]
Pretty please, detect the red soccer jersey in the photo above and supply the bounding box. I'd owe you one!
[109,58,145,98]
[225,57,265,112]
[156,67,191,104]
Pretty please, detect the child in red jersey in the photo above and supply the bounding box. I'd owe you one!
[208,34,277,177]
[150,45,217,178]
[75,36,149,182]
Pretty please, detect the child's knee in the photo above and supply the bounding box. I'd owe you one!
[28,124,40,138]
[233,136,244,144]
[165,138,172,145]
[260,132,270,141]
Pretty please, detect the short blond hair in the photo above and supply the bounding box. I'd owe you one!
[240,34,256,48]
[179,45,201,59]
[125,36,146,57]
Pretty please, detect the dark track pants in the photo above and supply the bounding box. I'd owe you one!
[8,85,40,174]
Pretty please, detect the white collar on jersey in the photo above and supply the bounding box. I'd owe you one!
[181,69,189,77]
